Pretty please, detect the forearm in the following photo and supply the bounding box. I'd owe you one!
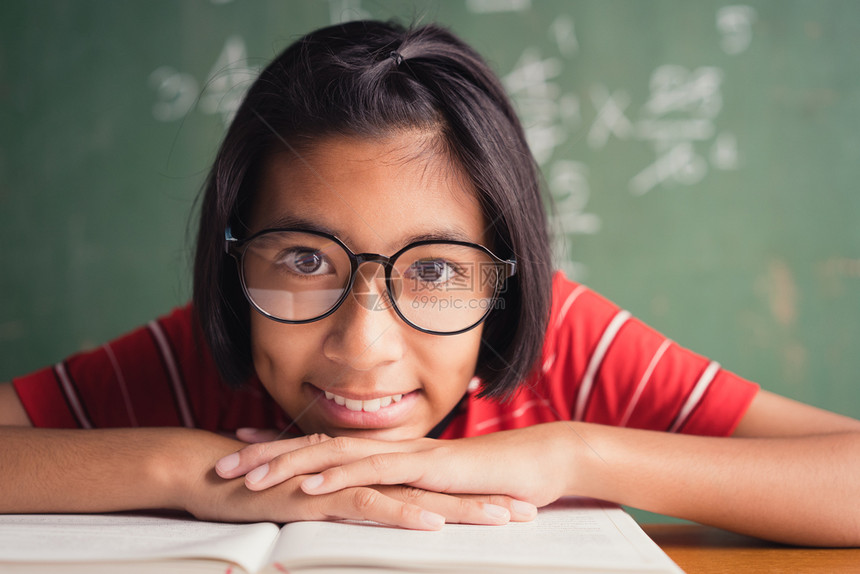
[0,427,238,514]
[564,422,860,546]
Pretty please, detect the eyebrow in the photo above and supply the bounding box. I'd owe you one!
[261,215,339,238]
[258,215,479,248]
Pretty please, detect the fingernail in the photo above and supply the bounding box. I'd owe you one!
[302,474,324,492]
[421,510,445,529]
[482,503,510,521]
[216,453,240,474]
[511,500,538,517]
[245,463,269,484]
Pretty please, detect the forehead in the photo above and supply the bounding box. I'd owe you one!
[249,133,488,251]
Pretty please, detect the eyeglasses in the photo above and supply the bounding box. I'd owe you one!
[225,227,516,335]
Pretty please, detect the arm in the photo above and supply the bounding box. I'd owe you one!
[0,384,224,514]
[222,390,860,546]
[0,382,531,528]
[0,424,211,514]
[563,391,860,547]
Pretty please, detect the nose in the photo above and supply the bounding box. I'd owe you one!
[322,263,405,371]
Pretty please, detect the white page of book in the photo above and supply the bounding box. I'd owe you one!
[0,513,279,574]
[271,497,683,573]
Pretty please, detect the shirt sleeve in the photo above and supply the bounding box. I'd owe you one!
[542,273,759,437]
[11,305,285,432]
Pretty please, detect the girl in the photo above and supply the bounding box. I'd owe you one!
[2,20,859,546]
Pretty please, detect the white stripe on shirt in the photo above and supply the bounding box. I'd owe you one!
[618,338,671,427]
[574,310,632,421]
[103,342,139,427]
[669,361,721,433]
[475,398,551,432]
[555,285,587,330]
[148,320,195,428]
[54,362,93,429]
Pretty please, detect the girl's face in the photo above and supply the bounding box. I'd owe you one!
[247,133,488,440]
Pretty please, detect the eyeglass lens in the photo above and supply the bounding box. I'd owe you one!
[240,231,503,333]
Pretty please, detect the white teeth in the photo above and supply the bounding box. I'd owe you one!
[344,398,362,411]
[362,399,381,412]
[322,390,406,412]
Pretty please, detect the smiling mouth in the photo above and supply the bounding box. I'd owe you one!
[323,390,404,412]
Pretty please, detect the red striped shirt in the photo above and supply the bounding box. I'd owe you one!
[439,273,758,438]
[12,273,758,437]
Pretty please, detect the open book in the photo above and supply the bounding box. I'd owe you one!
[0,497,684,573]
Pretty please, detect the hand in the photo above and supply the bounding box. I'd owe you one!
[177,430,533,529]
[215,423,578,509]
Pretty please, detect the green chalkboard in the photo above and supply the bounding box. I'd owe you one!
[2,0,858,433]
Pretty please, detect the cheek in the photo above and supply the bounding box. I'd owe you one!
[412,326,484,391]
[249,314,318,394]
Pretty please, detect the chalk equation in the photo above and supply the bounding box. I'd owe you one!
[150,35,257,126]
[501,5,755,278]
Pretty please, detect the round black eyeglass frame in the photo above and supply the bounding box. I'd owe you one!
[224,227,517,336]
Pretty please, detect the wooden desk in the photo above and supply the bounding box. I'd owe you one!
[643,524,860,573]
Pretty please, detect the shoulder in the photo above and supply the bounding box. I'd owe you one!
[543,272,628,366]
[546,272,622,333]
[540,272,759,434]
[11,303,206,428]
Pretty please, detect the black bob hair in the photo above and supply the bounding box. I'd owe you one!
[193,20,553,399]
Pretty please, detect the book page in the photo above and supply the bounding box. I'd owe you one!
[271,497,683,573]
[0,513,279,574]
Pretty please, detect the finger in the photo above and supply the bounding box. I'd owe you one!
[301,456,537,523]
[453,494,538,522]
[377,486,512,526]
[215,433,331,479]
[323,486,446,531]
[194,474,443,531]
[301,451,428,494]
[243,436,417,491]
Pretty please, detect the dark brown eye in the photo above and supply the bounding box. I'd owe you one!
[277,248,333,276]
